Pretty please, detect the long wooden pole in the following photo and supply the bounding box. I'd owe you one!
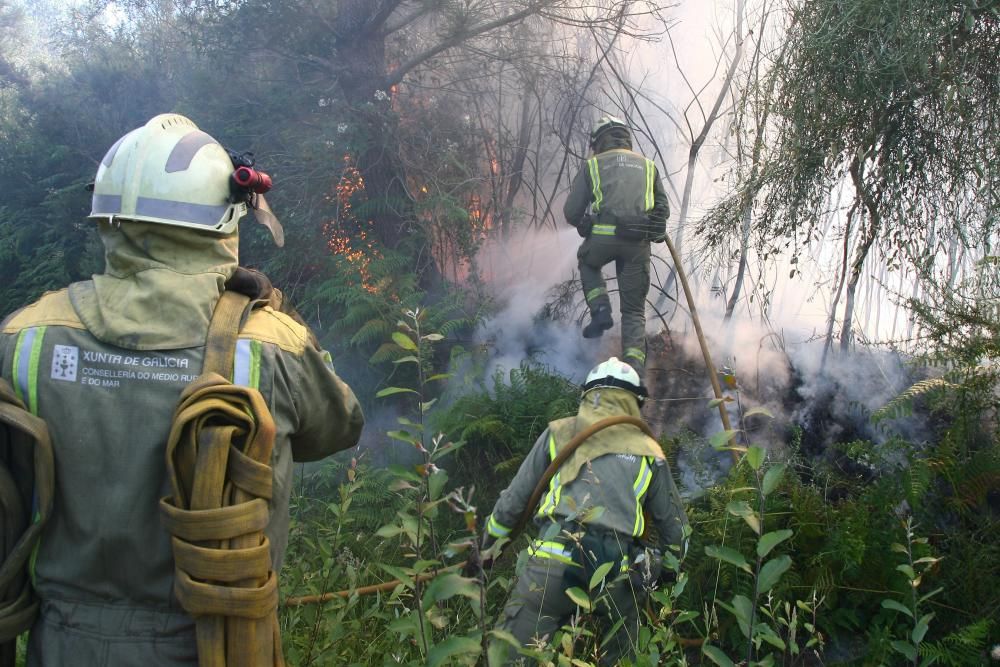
[661,234,739,464]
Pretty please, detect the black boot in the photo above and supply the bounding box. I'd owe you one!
[582,305,613,339]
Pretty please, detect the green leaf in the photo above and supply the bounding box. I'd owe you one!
[918,586,944,604]
[759,626,786,651]
[375,524,403,538]
[674,610,699,624]
[376,386,418,398]
[565,587,592,610]
[421,398,438,412]
[761,464,786,496]
[726,500,761,534]
[392,331,417,351]
[426,373,452,382]
[702,645,736,667]
[757,555,792,593]
[912,613,934,644]
[746,445,765,471]
[589,561,615,591]
[428,468,448,500]
[743,406,774,419]
[881,599,914,618]
[388,464,422,482]
[708,396,734,408]
[426,636,482,667]
[378,563,414,588]
[387,429,419,445]
[891,640,917,661]
[392,355,419,365]
[422,333,445,342]
[709,429,741,450]
[422,573,481,610]
[757,529,793,559]
[705,545,752,573]
[897,564,917,580]
[730,595,753,637]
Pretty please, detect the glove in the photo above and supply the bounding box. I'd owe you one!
[645,217,667,243]
[576,214,594,238]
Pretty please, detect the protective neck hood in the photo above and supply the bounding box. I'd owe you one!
[593,128,632,154]
[69,220,239,350]
[549,387,664,486]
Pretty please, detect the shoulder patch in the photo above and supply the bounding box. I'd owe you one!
[239,306,309,354]
[2,289,85,333]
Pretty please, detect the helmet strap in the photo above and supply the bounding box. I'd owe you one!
[581,376,648,403]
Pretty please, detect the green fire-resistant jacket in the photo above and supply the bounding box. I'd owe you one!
[0,221,364,666]
[563,134,669,240]
[482,388,688,563]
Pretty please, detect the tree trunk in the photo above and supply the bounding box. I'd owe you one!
[724,205,751,322]
[841,158,880,353]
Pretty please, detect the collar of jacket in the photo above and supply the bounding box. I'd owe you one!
[593,147,642,160]
[548,387,664,486]
[69,220,239,350]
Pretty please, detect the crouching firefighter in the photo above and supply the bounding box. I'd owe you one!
[478,358,688,666]
[564,115,670,380]
[0,114,364,666]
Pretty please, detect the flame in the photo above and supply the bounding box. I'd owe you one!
[324,154,381,294]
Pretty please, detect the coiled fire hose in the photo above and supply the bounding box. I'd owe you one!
[159,290,284,667]
[0,379,54,667]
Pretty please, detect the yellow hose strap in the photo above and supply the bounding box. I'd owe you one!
[0,379,54,667]
[160,287,284,667]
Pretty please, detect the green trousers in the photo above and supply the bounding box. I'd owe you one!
[489,539,646,666]
[577,236,651,375]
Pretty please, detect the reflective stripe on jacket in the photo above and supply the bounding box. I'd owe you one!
[483,420,688,555]
[564,148,669,231]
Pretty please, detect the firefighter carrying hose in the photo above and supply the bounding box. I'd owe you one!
[0,114,364,665]
[479,357,688,666]
[564,116,670,380]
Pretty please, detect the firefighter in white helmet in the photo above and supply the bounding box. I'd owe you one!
[564,115,670,379]
[480,357,688,665]
[0,114,364,666]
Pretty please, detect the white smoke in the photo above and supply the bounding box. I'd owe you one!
[474,225,612,383]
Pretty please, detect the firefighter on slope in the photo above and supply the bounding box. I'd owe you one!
[564,115,670,379]
[480,357,688,666]
[0,114,364,665]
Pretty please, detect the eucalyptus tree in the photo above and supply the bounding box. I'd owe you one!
[703,0,1000,351]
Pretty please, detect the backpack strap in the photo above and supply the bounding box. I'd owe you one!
[202,290,251,379]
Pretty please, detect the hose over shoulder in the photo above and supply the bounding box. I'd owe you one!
[159,372,283,667]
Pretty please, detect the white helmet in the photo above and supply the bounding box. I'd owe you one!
[89,114,246,234]
[582,357,647,402]
[589,114,630,149]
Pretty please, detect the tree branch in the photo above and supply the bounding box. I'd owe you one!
[384,1,550,88]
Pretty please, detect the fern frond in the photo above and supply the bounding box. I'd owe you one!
[351,318,393,346]
[369,342,406,365]
[494,456,525,473]
[871,378,958,424]
[918,619,991,667]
